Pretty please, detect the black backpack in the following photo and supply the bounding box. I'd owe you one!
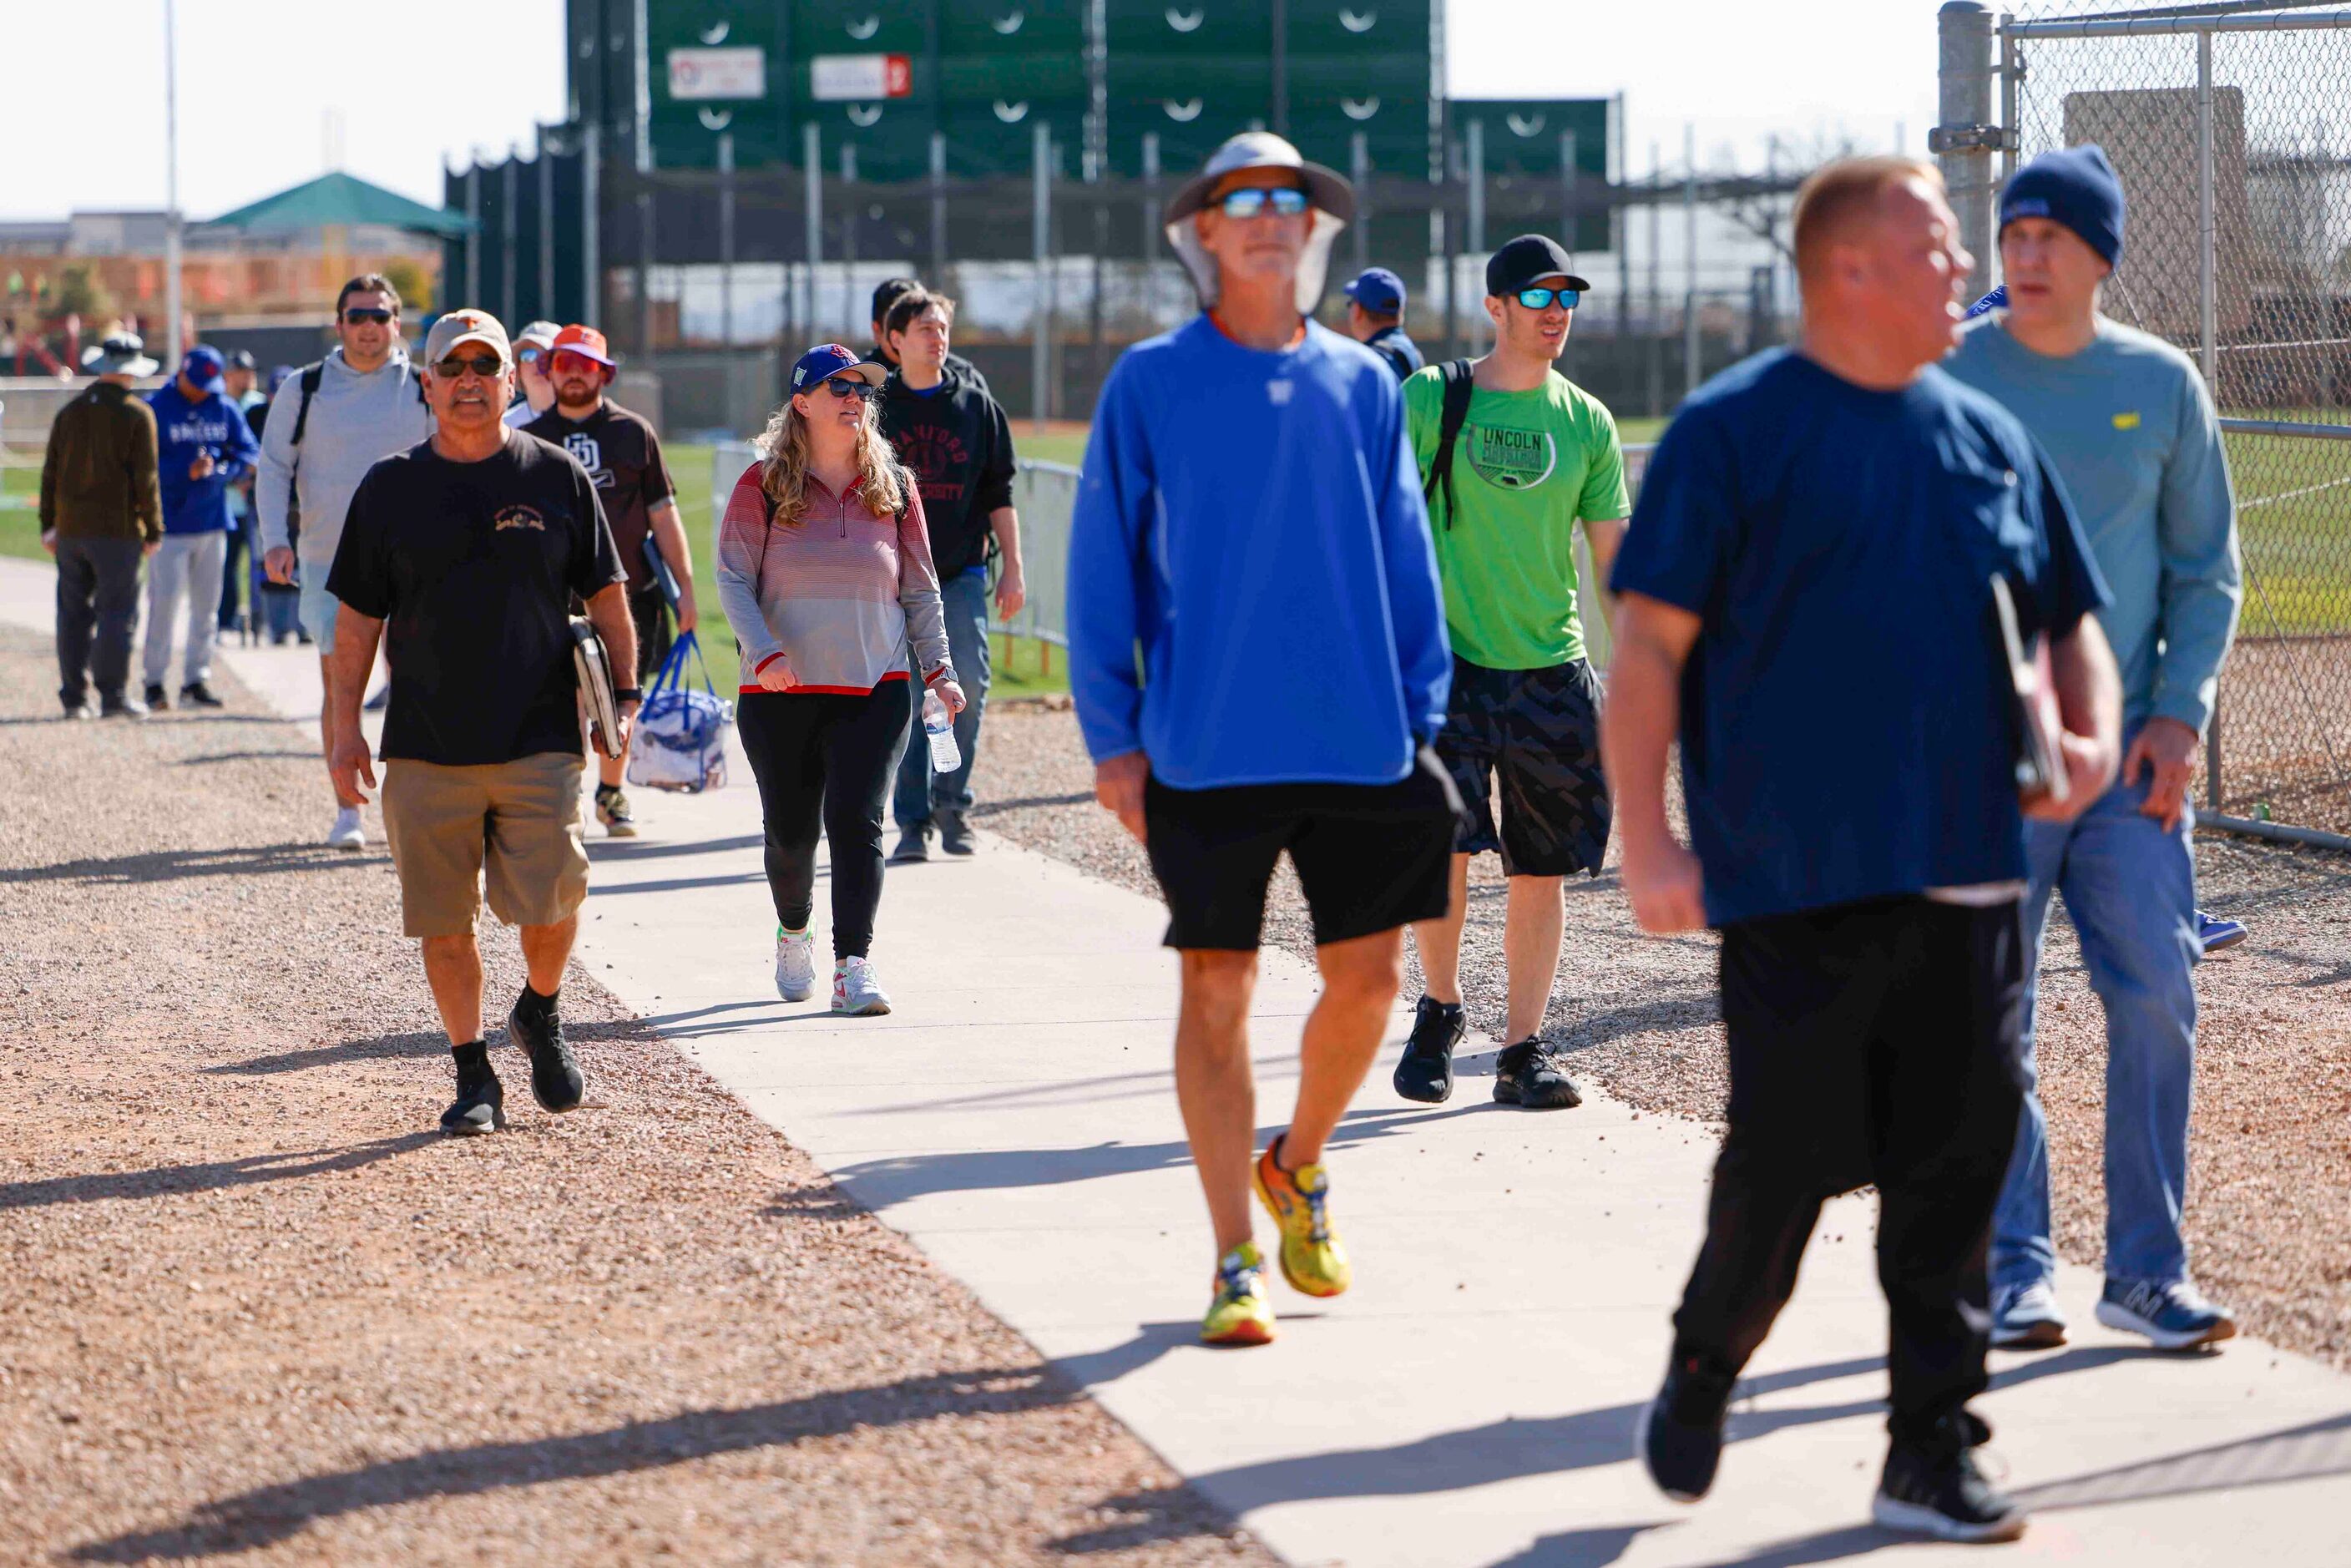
[1420,358,1477,531]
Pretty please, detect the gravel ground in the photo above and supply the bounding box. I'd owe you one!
[976,701,2351,1368]
[0,629,1276,1568]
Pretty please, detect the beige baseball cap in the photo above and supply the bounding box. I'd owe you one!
[423,308,512,367]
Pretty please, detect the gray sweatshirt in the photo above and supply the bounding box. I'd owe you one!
[255,347,433,568]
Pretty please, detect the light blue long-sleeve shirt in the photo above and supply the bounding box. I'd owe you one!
[1067,316,1451,788]
[1946,315,2240,736]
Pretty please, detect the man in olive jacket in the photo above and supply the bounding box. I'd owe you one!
[43,333,163,719]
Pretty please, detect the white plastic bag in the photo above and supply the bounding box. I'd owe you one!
[628,632,732,793]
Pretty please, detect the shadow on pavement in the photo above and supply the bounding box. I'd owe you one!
[66,1365,1224,1564]
[203,1019,652,1078]
[0,1133,440,1211]
[0,842,387,885]
[1484,1523,1670,1566]
[585,833,764,862]
[173,749,318,766]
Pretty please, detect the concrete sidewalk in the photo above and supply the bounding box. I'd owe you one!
[7,554,2348,1566]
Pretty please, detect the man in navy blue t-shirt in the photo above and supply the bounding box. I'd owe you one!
[1605,159,2120,1544]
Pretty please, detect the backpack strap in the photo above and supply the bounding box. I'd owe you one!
[287,362,325,449]
[1421,358,1477,531]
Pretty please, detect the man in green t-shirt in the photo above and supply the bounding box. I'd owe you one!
[1396,234,1630,1112]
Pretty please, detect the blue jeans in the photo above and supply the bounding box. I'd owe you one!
[1992,755,2199,1293]
[892,566,991,825]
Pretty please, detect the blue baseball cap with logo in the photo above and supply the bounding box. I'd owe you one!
[179,346,226,393]
[1344,267,1406,315]
[791,342,887,392]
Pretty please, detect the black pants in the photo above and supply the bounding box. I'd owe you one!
[1672,896,2029,1443]
[219,513,251,631]
[736,683,913,960]
[54,536,144,706]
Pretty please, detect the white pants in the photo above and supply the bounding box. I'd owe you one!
[143,531,229,690]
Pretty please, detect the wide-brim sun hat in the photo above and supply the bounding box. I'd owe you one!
[82,335,159,378]
[1162,131,1354,316]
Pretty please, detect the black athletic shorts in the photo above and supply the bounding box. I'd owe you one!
[1143,761,1457,951]
[1435,655,1611,878]
[629,583,673,685]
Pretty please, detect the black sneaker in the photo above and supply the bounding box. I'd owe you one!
[143,681,171,711]
[508,990,585,1112]
[179,680,225,709]
[100,694,149,721]
[938,810,977,857]
[439,1042,506,1136]
[888,822,931,864]
[1873,1413,2025,1543]
[1637,1349,1737,1503]
[1494,1037,1580,1109]
[1393,995,1464,1104]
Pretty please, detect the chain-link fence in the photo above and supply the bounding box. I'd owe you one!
[1987,1,2351,838]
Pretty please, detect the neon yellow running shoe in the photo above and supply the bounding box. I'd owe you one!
[1253,1136,1351,1297]
[1201,1242,1277,1347]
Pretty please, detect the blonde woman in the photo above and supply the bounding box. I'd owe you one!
[716,344,964,1014]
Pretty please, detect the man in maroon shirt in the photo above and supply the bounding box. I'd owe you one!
[523,324,697,836]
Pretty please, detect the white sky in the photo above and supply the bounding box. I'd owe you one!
[1,0,1942,220]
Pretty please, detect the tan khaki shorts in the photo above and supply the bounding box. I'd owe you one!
[381,752,589,938]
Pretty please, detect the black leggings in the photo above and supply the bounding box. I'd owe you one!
[736,684,913,959]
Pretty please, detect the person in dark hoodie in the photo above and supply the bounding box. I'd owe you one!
[877,288,1023,862]
[866,276,991,396]
[143,346,259,709]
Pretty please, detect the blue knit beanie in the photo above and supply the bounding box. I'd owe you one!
[2000,144,2126,266]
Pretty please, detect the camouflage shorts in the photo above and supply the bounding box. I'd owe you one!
[1435,656,1611,878]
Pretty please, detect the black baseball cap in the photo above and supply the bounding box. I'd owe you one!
[1485,235,1591,298]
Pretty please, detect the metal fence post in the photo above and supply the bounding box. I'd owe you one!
[582,122,601,326]
[840,143,858,339]
[2197,27,2223,807]
[802,122,822,346]
[1934,1,1998,299]
[1646,141,1662,417]
[1351,131,1371,277]
[929,131,948,286]
[537,124,554,324]
[1560,129,1578,266]
[1033,121,1051,431]
[718,131,736,350]
[1466,116,1486,347]
[1683,122,1699,398]
[463,164,481,306]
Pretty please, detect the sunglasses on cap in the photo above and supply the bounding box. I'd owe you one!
[434,352,504,379]
[1514,286,1580,311]
[1217,185,1310,220]
[342,306,394,325]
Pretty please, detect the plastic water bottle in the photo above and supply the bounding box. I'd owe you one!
[923,688,961,773]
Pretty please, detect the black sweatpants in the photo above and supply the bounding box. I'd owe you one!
[736,682,913,960]
[54,536,145,706]
[1671,896,2029,1443]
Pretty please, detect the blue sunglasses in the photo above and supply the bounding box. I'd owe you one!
[1514,286,1582,311]
[1218,185,1311,220]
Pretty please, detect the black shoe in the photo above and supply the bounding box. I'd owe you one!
[1393,995,1464,1104]
[1494,1037,1581,1109]
[439,1042,506,1136]
[100,695,149,721]
[508,989,584,1112]
[62,697,96,721]
[144,682,171,711]
[938,810,977,856]
[179,680,225,709]
[1638,1349,1738,1503]
[1873,1413,2025,1543]
[888,822,932,864]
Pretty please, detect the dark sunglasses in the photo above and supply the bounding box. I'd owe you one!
[342,307,394,325]
[1514,286,1581,311]
[1217,185,1310,220]
[434,353,504,379]
[816,377,874,401]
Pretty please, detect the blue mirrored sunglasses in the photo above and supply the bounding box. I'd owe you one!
[1515,286,1581,311]
[1218,185,1311,220]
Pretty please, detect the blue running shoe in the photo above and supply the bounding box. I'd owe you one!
[1990,1279,2067,1350]
[2197,910,2247,954]
[2096,1278,2237,1350]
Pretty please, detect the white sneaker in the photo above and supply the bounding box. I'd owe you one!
[326,807,365,850]
[774,926,817,1002]
[831,956,892,1016]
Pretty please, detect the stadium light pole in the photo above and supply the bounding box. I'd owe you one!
[163,0,183,362]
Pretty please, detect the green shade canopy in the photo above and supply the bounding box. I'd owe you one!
[205,171,474,238]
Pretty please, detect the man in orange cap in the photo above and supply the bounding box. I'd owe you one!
[522,325,696,836]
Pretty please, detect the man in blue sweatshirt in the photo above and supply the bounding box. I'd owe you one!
[144,346,259,709]
[1069,131,1454,1348]
[1945,147,2242,1353]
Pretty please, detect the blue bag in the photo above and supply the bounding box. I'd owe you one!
[627,630,733,793]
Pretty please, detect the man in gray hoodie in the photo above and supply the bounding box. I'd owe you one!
[258,274,433,848]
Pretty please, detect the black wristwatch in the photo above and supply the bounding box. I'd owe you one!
[614,687,643,703]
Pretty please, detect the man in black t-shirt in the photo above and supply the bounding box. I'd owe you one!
[326,309,636,1137]
[522,322,691,837]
